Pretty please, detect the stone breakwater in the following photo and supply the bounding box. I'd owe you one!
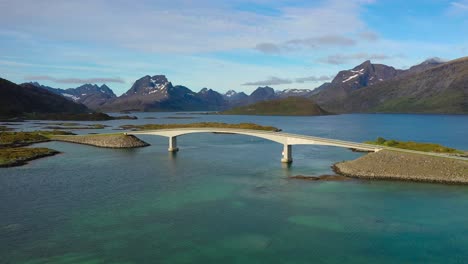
[51,134,149,148]
[334,150,468,184]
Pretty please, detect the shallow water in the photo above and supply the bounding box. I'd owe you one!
[1,113,468,263]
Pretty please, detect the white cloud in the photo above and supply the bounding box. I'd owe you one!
[318,53,394,65]
[0,0,375,53]
[24,75,124,84]
[242,77,292,86]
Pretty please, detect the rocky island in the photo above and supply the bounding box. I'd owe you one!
[334,150,468,184]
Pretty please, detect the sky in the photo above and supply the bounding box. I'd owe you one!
[0,0,467,96]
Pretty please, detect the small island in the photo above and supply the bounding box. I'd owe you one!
[0,131,72,167]
[221,97,331,116]
[332,137,468,184]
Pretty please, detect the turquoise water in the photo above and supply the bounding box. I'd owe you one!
[1,114,468,263]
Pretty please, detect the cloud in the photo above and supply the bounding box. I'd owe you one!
[255,43,282,54]
[0,0,375,53]
[295,75,333,83]
[358,31,379,41]
[318,53,392,64]
[243,74,333,86]
[242,76,293,86]
[447,1,468,15]
[451,1,468,10]
[286,35,356,48]
[24,75,125,84]
[254,33,378,54]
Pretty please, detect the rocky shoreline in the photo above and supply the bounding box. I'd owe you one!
[50,134,149,148]
[334,150,468,185]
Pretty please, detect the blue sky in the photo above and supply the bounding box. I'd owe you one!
[0,0,467,95]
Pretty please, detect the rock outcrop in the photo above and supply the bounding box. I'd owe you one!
[334,150,468,184]
[51,134,149,148]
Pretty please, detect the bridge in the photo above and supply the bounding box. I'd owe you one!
[127,128,383,163]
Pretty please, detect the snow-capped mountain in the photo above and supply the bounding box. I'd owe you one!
[276,88,314,98]
[99,75,228,111]
[27,82,116,109]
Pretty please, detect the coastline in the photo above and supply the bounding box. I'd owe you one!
[333,150,468,185]
[50,134,150,148]
[0,149,60,168]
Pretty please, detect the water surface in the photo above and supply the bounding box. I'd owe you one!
[1,113,468,263]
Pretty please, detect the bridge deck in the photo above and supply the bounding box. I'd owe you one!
[128,128,382,152]
[128,128,468,161]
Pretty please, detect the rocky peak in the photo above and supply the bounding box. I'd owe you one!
[404,57,446,76]
[276,88,313,98]
[224,90,237,97]
[123,74,172,96]
[422,57,445,65]
[331,60,399,89]
[199,88,209,94]
[151,75,169,84]
[248,86,276,104]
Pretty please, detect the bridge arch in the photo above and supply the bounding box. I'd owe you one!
[127,128,381,163]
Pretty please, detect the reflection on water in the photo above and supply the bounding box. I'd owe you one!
[1,113,468,263]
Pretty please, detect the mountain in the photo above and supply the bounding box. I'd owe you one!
[223,90,248,105]
[310,82,331,95]
[99,75,227,112]
[28,82,116,109]
[312,60,401,112]
[69,84,116,109]
[247,86,276,104]
[222,97,331,116]
[197,88,227,110]
[0,78,88,118]
[276,88,314,98]
[321,57,468,114]
[402,57,445,76]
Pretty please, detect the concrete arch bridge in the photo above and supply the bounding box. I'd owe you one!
[127,128,382,163]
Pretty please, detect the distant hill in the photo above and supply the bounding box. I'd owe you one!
[0,78,88,118]
[27,82,117,110]
[337,57,468,114]
[222,97,331,116]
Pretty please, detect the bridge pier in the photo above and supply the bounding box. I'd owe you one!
[281,144,293,163]
[168,136,179,152]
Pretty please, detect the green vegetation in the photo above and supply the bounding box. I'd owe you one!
[119,122,280,131]
[0,147,59,167]
[222,97,331,116]
[24,112,137,121]
[366,137,464,154]
[0,130,74,167]
[43,124,107,130]
[0,130,75,147]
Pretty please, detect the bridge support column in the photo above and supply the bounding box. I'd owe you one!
[168,136,179,152]
[281,144,292,163]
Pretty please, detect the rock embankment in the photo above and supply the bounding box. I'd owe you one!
[51,134,149,148]
[334,150,468,184]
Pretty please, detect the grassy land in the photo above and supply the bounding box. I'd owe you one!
[0,147,59,167]
[0,130,73,167]
[222,97,331,116]
[119,122,281,131]
[366,137,464,154]
[0,130,75,147]
[43,124,107,130]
